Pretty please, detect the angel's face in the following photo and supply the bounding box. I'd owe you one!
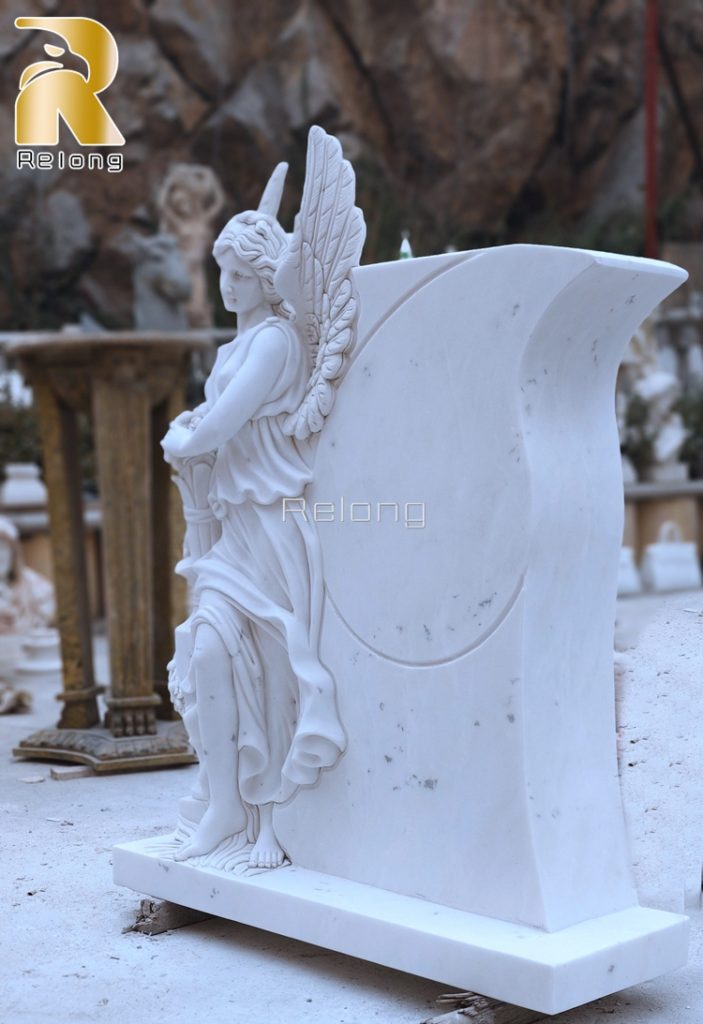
[217,248,264,315]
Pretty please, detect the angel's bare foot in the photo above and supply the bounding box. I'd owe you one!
[174,805,245,861]
[248,831,285,869]
[249,804,286,869]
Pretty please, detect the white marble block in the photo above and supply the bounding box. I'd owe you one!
[640,520,703,592]
[278,245,686,926]
[114,137,688,1014]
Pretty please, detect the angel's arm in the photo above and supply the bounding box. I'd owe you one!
[170,330,239,433]
[162,327,288,458]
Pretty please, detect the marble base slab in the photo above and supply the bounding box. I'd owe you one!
[114,837,688,1015]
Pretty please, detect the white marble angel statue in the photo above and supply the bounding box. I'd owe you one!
[161,127,365,869]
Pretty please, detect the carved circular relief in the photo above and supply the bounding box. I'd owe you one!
[309,260,530,666]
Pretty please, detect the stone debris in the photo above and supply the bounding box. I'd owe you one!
[0,684,32,714]
[424,992,546,1023]
[124,898,211,936]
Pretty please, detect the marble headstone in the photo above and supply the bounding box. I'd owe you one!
[114,142,688,1014]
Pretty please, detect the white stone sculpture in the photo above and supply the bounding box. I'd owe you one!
[635,369,688,481]
[158,164,225,328]
[0,463,47,507]
[16,627,62,679]
[0,516,55,677]
[617,546,643,596]
[0,369,33,408]
[619,325,688,482]
[640,520,703,592]
[159,127,363,869]
[655,288,703,388]
[115,130,689,1015]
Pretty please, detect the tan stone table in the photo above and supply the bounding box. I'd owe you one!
[5,330,220,772]
[624,479,703,559]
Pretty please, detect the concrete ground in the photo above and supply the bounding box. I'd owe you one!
[1,594,701,1024]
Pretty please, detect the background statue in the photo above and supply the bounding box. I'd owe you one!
[0,516,55,678]
[162,127,365,869]
[158,164,225,328]
[131,234,192,331]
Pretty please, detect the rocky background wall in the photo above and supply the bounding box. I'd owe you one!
[1,0,702,329]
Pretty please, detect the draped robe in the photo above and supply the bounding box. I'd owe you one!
[185,317,346,806]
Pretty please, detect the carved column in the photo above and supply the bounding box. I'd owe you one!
[31,369,101,729]
[8,331,214,771]
[93,350,159,736]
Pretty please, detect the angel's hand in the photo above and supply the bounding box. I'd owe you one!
[172,409,195,429]
[172,406,207,431]
[161,424,193,462]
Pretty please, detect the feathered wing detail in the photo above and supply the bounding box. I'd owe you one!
[275,126,366,440]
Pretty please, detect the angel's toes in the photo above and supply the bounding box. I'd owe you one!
[251,849,283,869]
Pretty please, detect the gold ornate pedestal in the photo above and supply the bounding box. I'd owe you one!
[7,330,215,772]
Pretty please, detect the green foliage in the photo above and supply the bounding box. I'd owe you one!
[77,412,98,497]
[676,384,703,479]
[0,377,98,493]
[575,211,644,258]
[620,392,654,478]
[0,378,42,470]
[658,187,703,245]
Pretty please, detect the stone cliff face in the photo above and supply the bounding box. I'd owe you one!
[0,0,701,328]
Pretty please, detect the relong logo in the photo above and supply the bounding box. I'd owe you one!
[14,16,124,146]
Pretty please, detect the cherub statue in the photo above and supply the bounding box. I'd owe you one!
[161,127,366,869]
[158,164,225,328]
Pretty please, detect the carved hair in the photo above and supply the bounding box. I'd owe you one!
[213,211,293,320]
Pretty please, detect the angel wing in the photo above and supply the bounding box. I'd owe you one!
[275,126,366,440]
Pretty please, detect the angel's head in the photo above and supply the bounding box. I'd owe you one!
[213,211,290,318]
[212,162,292,320]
